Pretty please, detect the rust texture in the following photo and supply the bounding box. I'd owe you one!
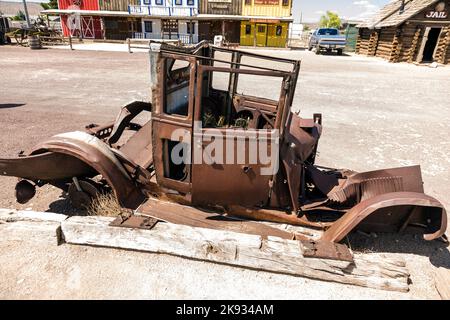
[0,41,446,250]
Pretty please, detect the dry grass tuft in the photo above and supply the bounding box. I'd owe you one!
[87,192,124,217]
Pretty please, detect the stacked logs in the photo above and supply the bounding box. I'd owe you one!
[368,31,379,56]
[435,26,450,64]
[390,28,405,63]
[373,27,396,60]
[405,26,423,63]
[356,29,372,55]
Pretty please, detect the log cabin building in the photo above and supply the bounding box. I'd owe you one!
[356,0,450,64]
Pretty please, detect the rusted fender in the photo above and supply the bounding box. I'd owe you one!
[0,152,95,181]
[31,131,145,209]
[321,192,447,242]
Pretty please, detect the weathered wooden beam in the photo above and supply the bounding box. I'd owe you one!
[0,209,65,245]
[0,208,68,223]
[434,267,450,300]
[61,216,410,292]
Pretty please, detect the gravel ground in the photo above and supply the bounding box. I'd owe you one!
[0,45,448,299]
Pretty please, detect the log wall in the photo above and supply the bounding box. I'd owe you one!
[399,24,423,63]
[358,23,450,64]
[435,26,450,64]
[356,29,372,55]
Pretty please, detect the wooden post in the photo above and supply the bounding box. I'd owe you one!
[221,20,225,39]
[127,38,131,53]
[189,19,193,44]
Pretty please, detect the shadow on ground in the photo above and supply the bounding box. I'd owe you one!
[0,103,26,109]
[315,51,351,57]
[349,232,450,269]
[46,192,88,216]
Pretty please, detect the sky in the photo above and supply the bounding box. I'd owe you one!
[1,0,392,23]
[293,0,391,22]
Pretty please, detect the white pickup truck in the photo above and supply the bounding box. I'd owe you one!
[308,28,347,55]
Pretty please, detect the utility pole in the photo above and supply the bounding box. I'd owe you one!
[22,0,31,28]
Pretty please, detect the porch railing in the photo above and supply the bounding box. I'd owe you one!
[133,32,197,44]
[128,5,198,16]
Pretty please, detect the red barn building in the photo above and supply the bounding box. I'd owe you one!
[58,0,103,39]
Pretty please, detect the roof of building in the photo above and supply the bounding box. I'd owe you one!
[0,1,43,18]
[358,0,440,28]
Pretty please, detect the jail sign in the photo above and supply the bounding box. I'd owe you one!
[425,2,448,19]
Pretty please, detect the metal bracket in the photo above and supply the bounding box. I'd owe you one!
[110,214,159,230]
[300,240,354,262]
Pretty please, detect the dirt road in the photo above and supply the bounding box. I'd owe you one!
[0,46,448,299]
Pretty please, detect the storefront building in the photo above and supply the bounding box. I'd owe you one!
[198,0,242,43]
[357,0,450,64]
[240,0,292,47]
[58,0,104,39]
[47,0,199,42]
[45,0,293,47]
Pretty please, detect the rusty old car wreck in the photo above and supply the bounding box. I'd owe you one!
[0,42,447,255]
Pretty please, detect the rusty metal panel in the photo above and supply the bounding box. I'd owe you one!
[191,128,276,207]
[110,214,159,230]
[321,192,448,242]
[301,240,354,262]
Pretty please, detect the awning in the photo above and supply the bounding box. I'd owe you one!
[40,10,293,22]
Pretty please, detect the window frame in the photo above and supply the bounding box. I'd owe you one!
[174,0,183,5]
[144,20,153,33]
[245,24,251,35]
[186,21,196,35]
[276,25,282,36]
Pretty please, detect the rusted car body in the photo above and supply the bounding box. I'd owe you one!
[0,42,447,244]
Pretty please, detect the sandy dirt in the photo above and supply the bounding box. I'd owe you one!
[0,45,448,299]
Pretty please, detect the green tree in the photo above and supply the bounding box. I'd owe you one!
[319,11,341,29]
[40,0,58,10]
[11,10,26,21]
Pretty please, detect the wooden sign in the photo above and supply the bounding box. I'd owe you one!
[250,19,280,23]
[254,0,280,5]
[425,1,448,19]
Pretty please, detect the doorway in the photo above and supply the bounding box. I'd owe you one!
[81,16,94,39]
[256,24,267,46]
[421,27,442,62]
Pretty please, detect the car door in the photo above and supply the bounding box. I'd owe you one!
[152,53,197,195]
